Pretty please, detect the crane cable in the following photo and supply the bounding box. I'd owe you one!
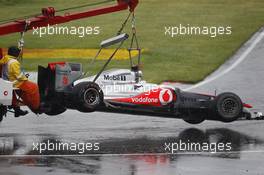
[83,12,133,77]
[84,11,139,77]
[116,11,141,73]
[117,12,132,35]
[128,12,141,67]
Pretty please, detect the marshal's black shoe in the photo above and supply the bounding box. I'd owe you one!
[14,107,28,118]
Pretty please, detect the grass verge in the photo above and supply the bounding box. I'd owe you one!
[1,0,264,83]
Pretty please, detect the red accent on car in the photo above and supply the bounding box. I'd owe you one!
[113,88,176,107]
[162,90,170,102]
[3,91,8,96]
[62,76,69,85]
[243,103,253,108]
[48,62,66,71]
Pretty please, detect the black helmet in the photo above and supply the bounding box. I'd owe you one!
[8,46,21,57]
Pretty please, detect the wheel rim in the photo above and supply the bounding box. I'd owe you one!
[83,88,100,106]
[221,98,238,117]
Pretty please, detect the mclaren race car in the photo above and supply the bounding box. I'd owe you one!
[0,33,253,124]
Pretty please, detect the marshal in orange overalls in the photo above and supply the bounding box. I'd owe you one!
[0,54,40,112]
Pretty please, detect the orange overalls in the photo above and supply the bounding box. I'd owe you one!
[0,54,40,111]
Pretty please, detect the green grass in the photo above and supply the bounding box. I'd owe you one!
[1,0,264,83]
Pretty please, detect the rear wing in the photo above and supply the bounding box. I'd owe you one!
[100,33,129,48]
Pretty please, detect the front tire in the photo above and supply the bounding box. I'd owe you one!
[73,82,103,112]
[214,92,243,122]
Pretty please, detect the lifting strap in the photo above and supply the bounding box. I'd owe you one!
[83,12,132,77]
[128,12,141,67]
[116,12,141,67]
[18,20,30,76]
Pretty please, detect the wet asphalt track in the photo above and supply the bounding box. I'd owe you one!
[1,29,264,175]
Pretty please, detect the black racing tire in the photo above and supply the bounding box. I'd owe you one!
[44,105,67,116]
[0,112,3,122]
[183,116,205,124]
[214,92,243,123]
[242,110,252,120]
[0,106,7,122]
[73,82,103,113]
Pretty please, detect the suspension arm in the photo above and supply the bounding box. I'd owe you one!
[0,0,138,36]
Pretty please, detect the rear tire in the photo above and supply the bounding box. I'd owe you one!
[73,82,103,112]
[214,92,243,122]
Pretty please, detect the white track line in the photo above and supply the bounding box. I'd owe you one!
[184,30,264,91]
[0,150,264,158]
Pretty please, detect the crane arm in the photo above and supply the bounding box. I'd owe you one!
[0,0,139,36]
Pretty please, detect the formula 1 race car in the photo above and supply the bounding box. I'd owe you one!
[0,33,253,124]
[0,0,254,124]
